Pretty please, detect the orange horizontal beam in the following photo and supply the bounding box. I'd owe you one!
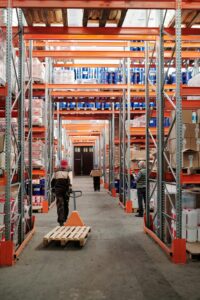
[0,1,176,9]
[130,127,169,136]
[33,50,200,59]
[32,41,200,49]
[57,110,170,118]
[32,170,45,176]
[181,87,200,97]
[67,133,100,136]
[51,91,122,97]
[73,143,95,147]
[3,1,200,10]
[34,83,127,90]
[165,100,200,110]
[25,127,45,133]
[35,83,181,91]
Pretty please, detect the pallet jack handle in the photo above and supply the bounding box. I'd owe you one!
[70,190,82,210]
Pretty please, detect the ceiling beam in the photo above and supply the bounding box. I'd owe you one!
[1,1,200,10]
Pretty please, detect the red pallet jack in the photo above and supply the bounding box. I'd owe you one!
[43,190,91,247]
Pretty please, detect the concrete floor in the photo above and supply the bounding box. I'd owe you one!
[1,177,200,300]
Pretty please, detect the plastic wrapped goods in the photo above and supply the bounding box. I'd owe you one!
[25,58,45,82]
[53,68,75,84]
[188,74,200,100]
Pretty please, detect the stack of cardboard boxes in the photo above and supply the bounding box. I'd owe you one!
[168,110,200,169]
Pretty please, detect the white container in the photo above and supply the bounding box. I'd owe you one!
[130,189,138,209]
[196,208,200,225]
[182,209,187,228]
[187,228,197,243]
[187,209,198,228]
[182,228,187,239]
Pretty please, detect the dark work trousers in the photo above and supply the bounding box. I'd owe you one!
[93,176,100,191]
[56,193,69,225]
[137,187,146,216]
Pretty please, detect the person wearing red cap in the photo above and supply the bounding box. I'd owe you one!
[52,159,72,226]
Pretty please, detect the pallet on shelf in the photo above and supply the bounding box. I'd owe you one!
[43,226,91,247]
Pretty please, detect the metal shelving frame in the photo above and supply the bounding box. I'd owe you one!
[4,7,33,250]
[45,58,54,206]
[145,0,186,263]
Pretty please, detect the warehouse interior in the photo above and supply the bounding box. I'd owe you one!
[1,1,200,299]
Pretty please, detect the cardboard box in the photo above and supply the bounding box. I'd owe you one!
[0,133,5,153]
[171,110,193,124]
[168,138,196,153]
[170,123,194,140]
[130,149,146,161]
[90,169,102,177]
[170,150,199,168]
[197,109,200,124]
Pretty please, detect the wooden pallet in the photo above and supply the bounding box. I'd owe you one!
[32,205,43,213]
[43,226,91,247]
[186,242,200,260]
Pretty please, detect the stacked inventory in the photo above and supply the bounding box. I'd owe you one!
[168,110,200,169]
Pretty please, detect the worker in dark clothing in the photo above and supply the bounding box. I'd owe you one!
[134,161,146,217]
[51,159,72,226]
[90,166,102,191]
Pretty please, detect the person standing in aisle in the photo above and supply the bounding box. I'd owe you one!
[52,159,72,226]
[134,161,146,217]
[90,166,102,191]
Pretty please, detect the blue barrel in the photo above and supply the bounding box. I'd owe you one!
[108,72,113,84]
[149,102,155,110]
[139,69,145,84]
[182,72,187,84]
[69,102,76,110]
[149,70,156,84]
[149,118,156,127]
[139,102,144,110]
[104,103,111,110]
[95,102,101,110]
[135,72,140,84]
[171,72,176,84]
[164,117,170,127]
[33,184,41,196]
[113,71,119,84]
[133,102,139,109]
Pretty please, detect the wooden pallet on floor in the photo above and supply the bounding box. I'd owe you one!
[186,242,200,260]
[43,226,91,247]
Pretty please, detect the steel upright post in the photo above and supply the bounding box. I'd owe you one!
[125,48,132,213]
[5,5,12,241]
[156,10,165,240]
[18,9,25,244]
[103,125,106,185]
[175,0,183,239]
[145,11,150,228]
[109,119,112,191]
[48,59,53,204]
[122,59,126,205]
[28,40,33,220]
[58,115,62,162]
[111,102,115,193]
[44,57,51,210]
